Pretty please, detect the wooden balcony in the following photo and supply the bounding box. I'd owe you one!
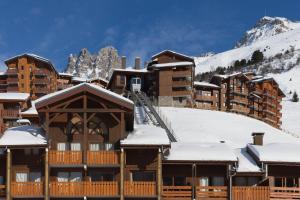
[233,186,269,200]
[230,97,248,105]
[6,86,18,92]
[87,151,120,166]
[162,186,192,200]
[32,78,49,85]
[230,104,249,114]
[11,182,43,197]
[0,185,5,197]
[33,87,49,94]
[49,151,82,165]
[172,70,191,78]
[124,181,156,197]
[172,90,191,96]
[6,68,18,75]
[57,83,72,90]
[6,77,18,83]
[196,186,227,200]
[33,69,49,76]
[1,109,19,119]
[195,95,215,102]
[50,181,119,197]
[172,80,191,87]
[270,187,300,200]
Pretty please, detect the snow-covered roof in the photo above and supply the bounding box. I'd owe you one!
[152,50,193,60]
[235,148,261,173]
[165,142,237,162]
[16,119,31,124]
[59,72,73,77]
[0,92,30,101]
[5,53,58,75]
[151,61,194,68]
[213,72,249,80]
[88,77,109,83]
[72,76,87,82]
[35,83,133,108]
[121,125,170,146]
[0,125,46,146]
[113,68,149,73]
[21,101,38,116]
[248,143,300,163]
[194,81,220,89]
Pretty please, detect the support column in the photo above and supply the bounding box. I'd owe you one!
[120,148,124,200]
[6,148,11,200]
[157,148,162,200]
[120,112,125,139]
[45,148,49,200]
[228,164,233,200]
[192,163,196,200]
[83,94,87,164]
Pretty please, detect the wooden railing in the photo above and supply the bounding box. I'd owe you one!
[172,90,191,96]
[84,181,119,197]
[124,181,156,197]
[172,70,191,78]
[196,186,227,200]
[32,78,49,85]
[6,68,18,74]
[1,109,19,118]
[0,185,5,197]
[270,187,300,200]
[195,95,215,102]
[162,186,192,200]
[50,181,119,197]
[233,186,269,200]
[87,151,120,165]
[49,151,82,165]
[11,182,43,197]
[33,69,49,76]
[172,80,191,87]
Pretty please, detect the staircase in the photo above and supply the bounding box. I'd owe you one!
[130,91,177,142]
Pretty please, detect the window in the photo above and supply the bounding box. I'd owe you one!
[29,172,41,182]
[16,172,28,182]
[21,74,24,79]
[275,177,300,187]
[89,172,114,181]
[199,177,209,186]
[174,177,186,186]
[89,143,100,151]
[70,143,81,151]
[57,172,82,182]
[212,176,225,186]
[163,177,173,186]
[131,171,155,181]
[0,176,3,184]
[57,143,67,151]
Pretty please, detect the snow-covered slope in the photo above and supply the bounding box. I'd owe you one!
[235,16,300,48]
[195,17,300,74]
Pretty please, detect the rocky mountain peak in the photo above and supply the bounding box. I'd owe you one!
[235,16,299,48]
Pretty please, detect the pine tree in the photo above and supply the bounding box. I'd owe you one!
[292,91,299,102]
[251,50,264,64]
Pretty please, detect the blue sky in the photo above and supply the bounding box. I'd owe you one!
[0,0,300,71]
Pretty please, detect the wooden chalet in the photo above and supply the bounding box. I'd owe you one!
[193,81,220,110]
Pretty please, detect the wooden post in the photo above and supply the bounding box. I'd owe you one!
[120,148,124,200]
[6,148,11,200]
[228,164,233,200]
[192,163,196,200]
[157,148,162,200]
[44,148,49,200]
[83,94,87,164]
[120,112,124,139]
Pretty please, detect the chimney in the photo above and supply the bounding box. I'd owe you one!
[135,57,141,70]
[121,56,126,69]
[252,132,264,146]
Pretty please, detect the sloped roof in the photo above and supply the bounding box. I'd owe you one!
[5,53,58,75]
[194,81,220,89]
[35,83,134,110]
[0,92,30,102]
[152,50,194,61]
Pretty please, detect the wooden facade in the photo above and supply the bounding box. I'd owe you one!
[4,54,58,100]
[193,82,220,110]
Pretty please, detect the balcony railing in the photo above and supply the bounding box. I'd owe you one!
[32,78,49,85]
[6,86,18,92]
[196,186,227,200]
[11,182,43,197]
[33,69,49,76]
[6,68,18,75]
[172,80,191,87]
[6,77,19,83]
[1,109,19,118]
[172,70,191,78]
[124,181,156,197]
[33,87,49,94]
[172,90,191,96]
[230,104,249,114]
[0,185,5,197]
[195,95,215,102]
[57,83,72,90]
[87,151,120,165]
[233,186,269,200]
[49,151,82,165]
[50,181,119,197]
[162,186,192,200]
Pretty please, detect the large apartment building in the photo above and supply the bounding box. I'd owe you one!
[0,83,299,200]
[4,54,58,100]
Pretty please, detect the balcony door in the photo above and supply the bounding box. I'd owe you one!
[57,172,82,182]
[131,171,155,182]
